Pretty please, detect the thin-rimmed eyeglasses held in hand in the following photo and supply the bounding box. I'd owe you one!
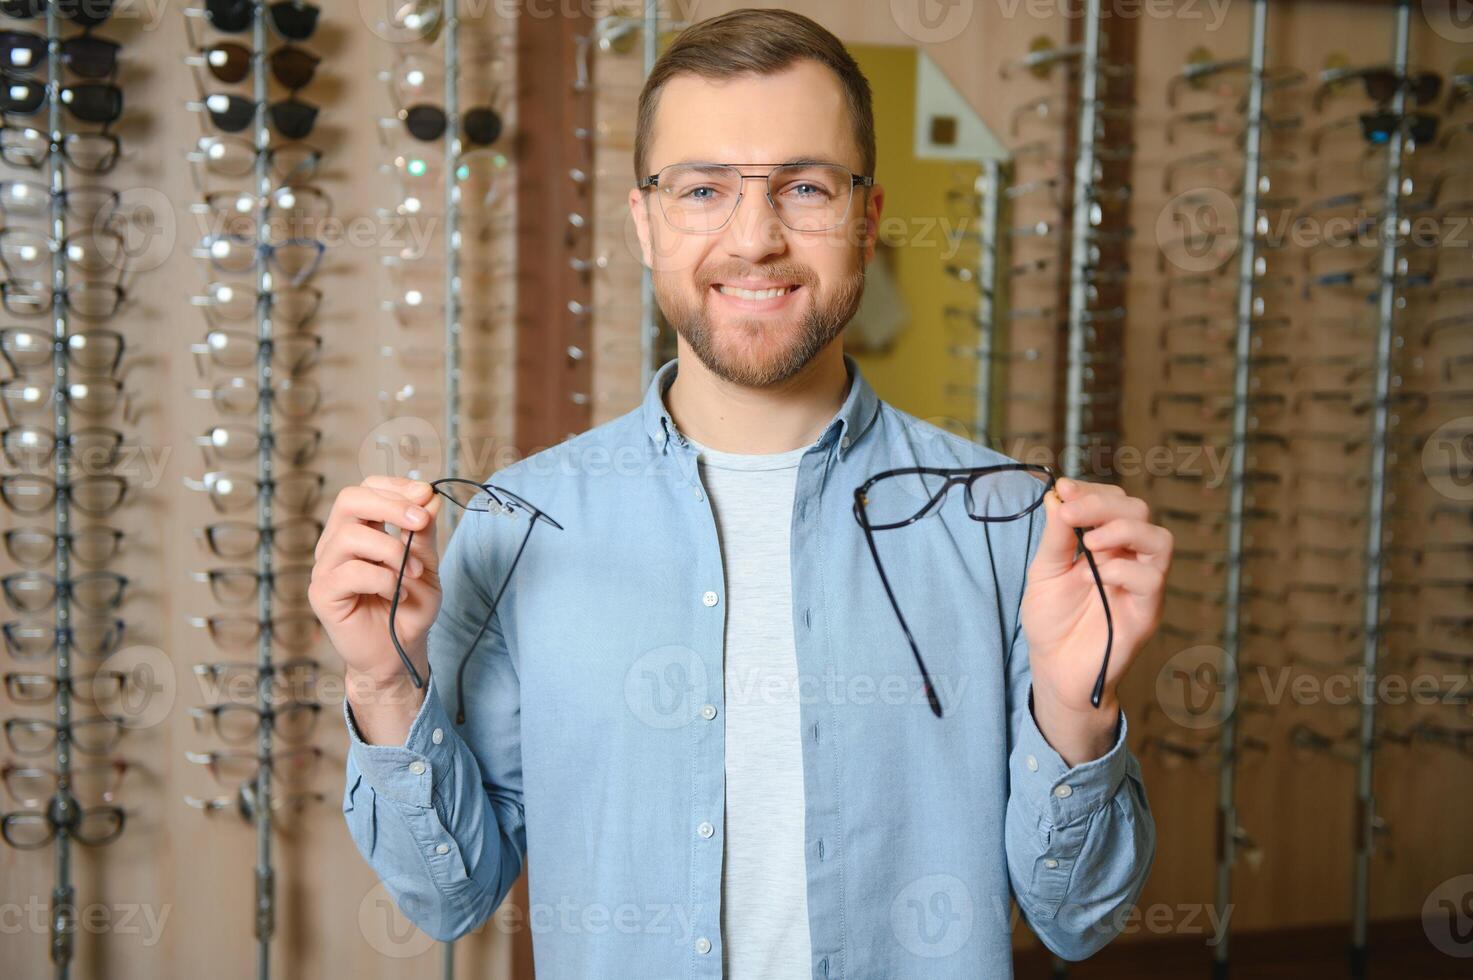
[852,463,1112,718]
[388,478,563,724]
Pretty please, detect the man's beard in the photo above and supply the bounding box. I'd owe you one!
[653,257,867,388]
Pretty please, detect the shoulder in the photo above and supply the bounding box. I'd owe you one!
[875,400,1025,470]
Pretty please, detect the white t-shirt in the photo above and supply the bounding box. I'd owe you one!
[686,433,814,979]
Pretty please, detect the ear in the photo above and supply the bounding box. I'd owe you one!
[628,186,653,268]
[861,183,884,266]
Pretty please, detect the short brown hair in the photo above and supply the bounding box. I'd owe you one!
[633,8,876,182]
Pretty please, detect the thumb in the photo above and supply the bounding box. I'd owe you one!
[1028,484,1079,581]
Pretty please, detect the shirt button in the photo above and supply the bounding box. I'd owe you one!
[702,590,718,607]
[1026,755,1038,772]
[431,728,444,745]
[1044,858,1059,869]
[700,704,717,720]
[697,821,714,839]
[841,435,850,449]
[435,843,450,855]
[694,487,704,501]
[695,937,711,955]
[1054,784,1073,798]
[409,760,426,776]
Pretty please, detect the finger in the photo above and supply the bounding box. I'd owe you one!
[1095,557,1166,599]
[1029,486,1083,580]
[1081,519,1174,571]
[1057,477,1125,500]
[319,484,434,557]
[403,495,443,571]
[311,558,402,609]
[362,475,435,505]
[1057,489,1150,529]
[319,523,425,579]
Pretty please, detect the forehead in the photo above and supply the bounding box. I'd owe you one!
[646,60,859,171]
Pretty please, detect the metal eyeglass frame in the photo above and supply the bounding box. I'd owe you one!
[852,462,1113,718]
[636,162,874,233]
[388,478,564,725]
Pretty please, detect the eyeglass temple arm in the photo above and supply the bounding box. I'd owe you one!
[1073,525,1114,709]
[389,529,427,690]
[857,505,942,718]
[454,516,537,726]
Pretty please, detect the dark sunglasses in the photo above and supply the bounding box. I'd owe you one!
[198,92,317,140]
[1360,111,1438,145]
[0,0,115,28]
[0,29,118,78]
[398,105,503,145]
[0,73,122,125]
[194,41,319,90]
[388,479,563,724]
[1314,66,1442,112]
[852,463,1113,717]
[199,0,319,40]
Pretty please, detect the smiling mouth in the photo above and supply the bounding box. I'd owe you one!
[712,283,801,301]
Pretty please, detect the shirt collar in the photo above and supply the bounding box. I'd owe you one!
[641,352,880,462]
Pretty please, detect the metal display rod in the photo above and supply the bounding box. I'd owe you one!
[971,160,1007,445]
[45,3,75,975]
[1213,2,1269,977]
[1060,0,1103,480]
[251,4,276,977]
[1351,2,1411,975]
[444,0,462,511]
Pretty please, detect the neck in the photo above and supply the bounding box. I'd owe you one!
[664,338,851,454]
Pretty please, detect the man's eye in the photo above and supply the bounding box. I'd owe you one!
[679,185,721,200]
[784,183,830,200]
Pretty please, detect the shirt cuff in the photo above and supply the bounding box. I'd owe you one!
[1011,686,1130,827]
[343,679,456,810]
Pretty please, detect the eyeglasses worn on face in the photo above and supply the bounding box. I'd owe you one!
[388,478,563,725]
[852,462,1113,718]
[637,162,874,234]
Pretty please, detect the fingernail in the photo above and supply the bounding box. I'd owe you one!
[1058,477,1075,494]
[407,556,423,578]
[405,505,428,526]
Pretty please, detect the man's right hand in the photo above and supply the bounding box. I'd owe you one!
[309,476,443,744]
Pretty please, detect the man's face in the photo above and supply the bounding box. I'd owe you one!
[629,60,884,388]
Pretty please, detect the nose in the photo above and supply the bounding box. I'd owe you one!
[723,176,787,264]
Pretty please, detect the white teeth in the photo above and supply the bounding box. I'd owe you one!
[717,285,795,301]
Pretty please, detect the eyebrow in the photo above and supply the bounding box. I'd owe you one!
[665,157,852,170]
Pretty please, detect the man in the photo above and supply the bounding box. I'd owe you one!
[310,9,1165,978]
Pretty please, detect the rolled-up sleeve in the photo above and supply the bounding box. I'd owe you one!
[340,506,526,942]
[1002,504,1156,960]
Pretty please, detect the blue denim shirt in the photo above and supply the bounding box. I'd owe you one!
[342,353,1155,979]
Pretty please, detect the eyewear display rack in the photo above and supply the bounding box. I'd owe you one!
[1060,0,1126,483]
[248,5,280,976]
[1349,3,1410,975]
[967,158,1009,445]
[1211,3,1271,976]
[44,5,78,977]
[443,0,462,529]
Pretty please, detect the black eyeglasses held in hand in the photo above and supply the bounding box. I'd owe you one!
[388,478,563,725]
[852,463,1113,718]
